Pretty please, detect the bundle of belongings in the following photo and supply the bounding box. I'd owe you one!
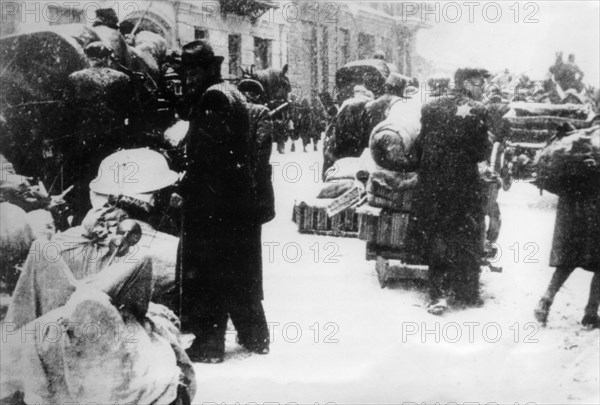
[366,94,422,211]
[319,150,375,217]
[1,149,194,404]
[353,91,426,258]
[509,102,591,120]
[535,125,600,195]
[1,154,58,295]
[1,206,195,404]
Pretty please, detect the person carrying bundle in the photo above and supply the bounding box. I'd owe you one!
[534,124,600,328]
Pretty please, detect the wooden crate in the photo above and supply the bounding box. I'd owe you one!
[292,199,359,237]
[357,204,423,251]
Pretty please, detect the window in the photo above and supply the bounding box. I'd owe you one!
[194,27,207,40]
[228,34,242,77]
[254,37,272,70]
[340,29,350,66]
[358,32,375,60]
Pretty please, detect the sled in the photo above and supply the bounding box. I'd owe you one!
[357,204,427,287]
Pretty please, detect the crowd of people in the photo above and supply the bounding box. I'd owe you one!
[1,12,599,404]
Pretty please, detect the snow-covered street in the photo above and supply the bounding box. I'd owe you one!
[191,143,599,404]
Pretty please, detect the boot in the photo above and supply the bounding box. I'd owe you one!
[534,296,552,325]
[427,298,448,316]
[581,313,600,329]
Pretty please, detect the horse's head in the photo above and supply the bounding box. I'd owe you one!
[250,64,291,106]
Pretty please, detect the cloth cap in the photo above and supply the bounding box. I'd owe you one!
[89,148,179,196]
[94,8,119,29]
[181,40,224,68]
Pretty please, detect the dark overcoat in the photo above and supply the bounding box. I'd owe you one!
[180,81,263,300]
[550,184,600,271]
[415,92,491,259]
[248,102,275,224]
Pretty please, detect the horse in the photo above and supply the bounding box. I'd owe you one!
[240,64,291,107]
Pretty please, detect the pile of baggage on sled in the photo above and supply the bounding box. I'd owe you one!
[503,102,599,182]
[293,92,432,286]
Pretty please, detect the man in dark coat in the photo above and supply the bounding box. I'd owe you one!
[415,67,492,315]
[178,40,268,363]
[292,98,323,152]
[238,79,276,224]
[92,8,131,70]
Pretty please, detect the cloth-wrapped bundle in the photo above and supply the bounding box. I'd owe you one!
[367,170,418,212]
[535,125,600,195]
[369,94,422,171]
[369,105,421,172]
[317,180,355,199]
[1,258,195,405]
[369,123,419,171]
[324,149,376,183]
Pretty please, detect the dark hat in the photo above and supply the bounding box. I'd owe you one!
[84,41,112,59]
[94,8,119,29]
[455,68,491,85]
[181,40,224,68]
[238,79,264,95]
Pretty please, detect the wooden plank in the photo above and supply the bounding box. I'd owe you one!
[374,257,429,288]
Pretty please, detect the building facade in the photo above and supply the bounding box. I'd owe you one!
[1,0,429,102]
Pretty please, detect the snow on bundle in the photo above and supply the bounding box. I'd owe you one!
[2,259,195,404]
[0,203,35,290]
[367,170,418,212]
[369,122,419,171]
[535,125,600,195]
[369,96,422,171]
[323,149,377,183]
[510,102,591,120]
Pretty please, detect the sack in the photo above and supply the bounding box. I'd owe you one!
[317,180,355,199]
[535,125,600,194]
[369,122,419,171]
[324,157,363,182]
